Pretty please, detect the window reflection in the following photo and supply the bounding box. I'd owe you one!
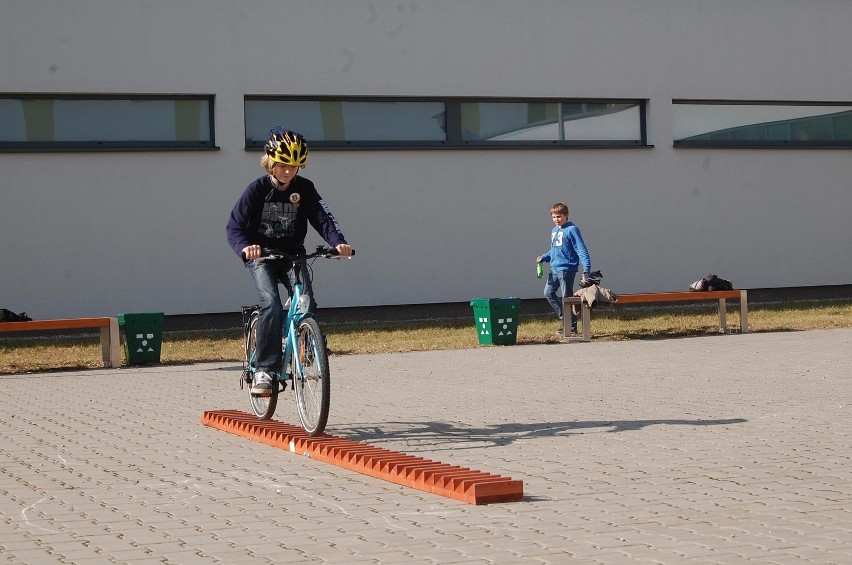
[0,96,212,147]
[673,102,852,145]
[461,102,641,142]
[246,99,446,143]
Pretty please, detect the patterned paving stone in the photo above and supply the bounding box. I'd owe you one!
[0,328,850,563]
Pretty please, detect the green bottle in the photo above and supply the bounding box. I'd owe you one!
[536,262,544,279]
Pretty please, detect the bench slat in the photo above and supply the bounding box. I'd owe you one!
[616,291,743,304]
[0,317,112,332]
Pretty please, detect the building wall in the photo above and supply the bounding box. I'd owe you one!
[2,0,851,318]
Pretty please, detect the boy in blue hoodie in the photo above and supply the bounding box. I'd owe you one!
[536,202,592,336]
[227,127,352,394]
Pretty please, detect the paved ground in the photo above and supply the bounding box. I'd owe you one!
[1,328,850,564]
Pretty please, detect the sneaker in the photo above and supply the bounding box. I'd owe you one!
[251,370,274,395]
[555,325,564,336]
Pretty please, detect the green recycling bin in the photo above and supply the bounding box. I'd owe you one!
[470,297,520,345]
[119,312,164,364]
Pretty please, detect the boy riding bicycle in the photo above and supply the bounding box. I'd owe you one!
[226,127,352,395]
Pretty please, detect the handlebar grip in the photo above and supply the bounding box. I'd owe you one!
[321,246,355,257]
[243,247,288,260]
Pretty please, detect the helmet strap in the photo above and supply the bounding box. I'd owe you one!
[269,171,294,190]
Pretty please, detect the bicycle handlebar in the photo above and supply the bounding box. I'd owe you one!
[243,245,355,262]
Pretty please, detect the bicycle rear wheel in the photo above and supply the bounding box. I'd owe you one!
[293,317,330,435]
[246,314,278,420]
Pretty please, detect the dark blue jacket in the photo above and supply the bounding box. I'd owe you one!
[226,174,347,259]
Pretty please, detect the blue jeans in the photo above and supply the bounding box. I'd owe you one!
[544,270,577,331]
[246,260,315,372]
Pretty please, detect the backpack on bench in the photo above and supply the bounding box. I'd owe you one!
[689,274,733,292]
[1,308,33,322]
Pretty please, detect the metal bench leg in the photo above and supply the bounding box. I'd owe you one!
[100,317,121,368]
[562,297,589,342]
[718,298,727,333]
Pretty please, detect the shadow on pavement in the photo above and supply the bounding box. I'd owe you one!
[336,417,748,452]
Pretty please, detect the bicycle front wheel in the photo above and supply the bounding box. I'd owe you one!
[246,315,278,420]
[293,317,330,435]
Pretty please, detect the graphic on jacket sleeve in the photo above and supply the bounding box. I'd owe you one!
[318,198,345,239]
[260,201,298,239]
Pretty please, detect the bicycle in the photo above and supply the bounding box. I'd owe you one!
[241,245,352,435]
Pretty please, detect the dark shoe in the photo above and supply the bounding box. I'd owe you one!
[555,325,564,336]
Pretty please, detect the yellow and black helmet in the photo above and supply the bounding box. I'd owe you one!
[265,127,309,167]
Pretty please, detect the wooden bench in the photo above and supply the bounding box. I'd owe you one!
[563,290,748,342]
[0,317,121,368]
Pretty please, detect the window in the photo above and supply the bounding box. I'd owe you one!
[673,101,852,147]
[0,95,215,151]
[460,101,643,144]
[245,96,646,149]
[245,98,445,146]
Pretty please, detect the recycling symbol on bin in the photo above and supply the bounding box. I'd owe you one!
[135,333,155,352]
[478,317,514,336]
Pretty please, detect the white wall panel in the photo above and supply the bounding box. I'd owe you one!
[2,0,851,317]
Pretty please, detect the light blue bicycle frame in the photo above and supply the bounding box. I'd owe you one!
[280,281,315,384]
[247,286,313,384]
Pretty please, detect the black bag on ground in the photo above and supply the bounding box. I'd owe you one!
[1,309,33,322]
[689,274,733,292]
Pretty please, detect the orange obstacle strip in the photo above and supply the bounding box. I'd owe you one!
[201,410,523,505]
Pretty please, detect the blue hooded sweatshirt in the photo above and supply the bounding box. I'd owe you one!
[540,221,591,273]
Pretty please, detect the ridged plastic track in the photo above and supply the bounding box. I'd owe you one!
[201,410,523,505]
